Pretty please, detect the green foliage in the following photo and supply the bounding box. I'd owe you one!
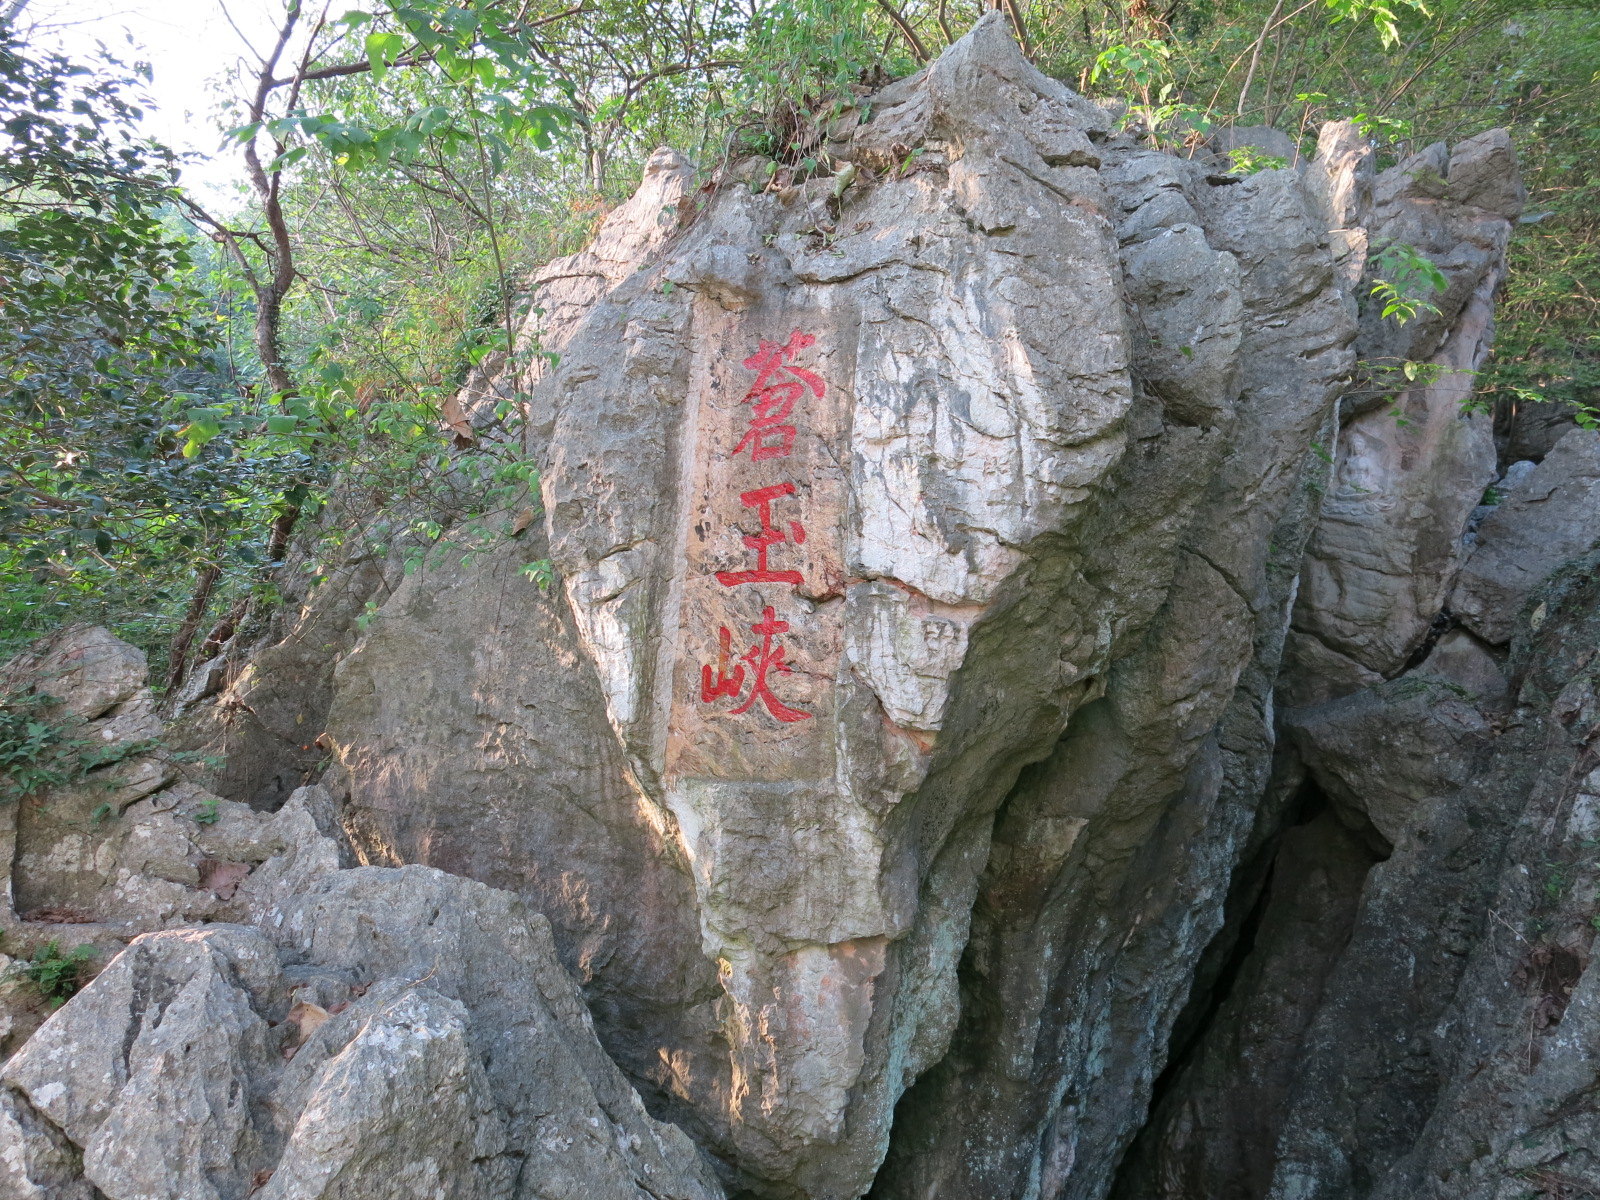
[19,939,93,1007]
[741,0,893,110]
[1370,241,1450,324]
[1227,144,1289,173]
[0,686,160,805]
[191,797,220,825]
[229,3,574,175]
[1092,38,1174,95]
[1321,0,1432,48]
[0,690,81,804]
[0,19,307,665]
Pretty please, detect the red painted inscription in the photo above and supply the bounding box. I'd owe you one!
[699,606,811,723]
[699,329,822,725]
[733,331,823,462]
[715,482,807,588]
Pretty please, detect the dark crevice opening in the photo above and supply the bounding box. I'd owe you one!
[1109,777,1386,1200]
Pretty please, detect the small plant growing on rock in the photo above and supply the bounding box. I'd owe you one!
[0,688,163,807]
[21,941,94,1008]
[0,691,88,805]
[1227,145,1289,174]
[1369,241,1449,324]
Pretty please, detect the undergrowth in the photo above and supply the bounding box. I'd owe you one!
[0,689,156,805]
[18,940,94,1008]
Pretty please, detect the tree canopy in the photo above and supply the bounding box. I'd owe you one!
[1,0,1595,677]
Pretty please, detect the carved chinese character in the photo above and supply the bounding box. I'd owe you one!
[733,330,824,461]
[700,625,744,703]
[700,605,811,723]
[716,482,806,588]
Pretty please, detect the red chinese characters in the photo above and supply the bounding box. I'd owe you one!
[699,329,824,725]
[699,606,811,723]
[715,483,806,588]
[733,331,824,462]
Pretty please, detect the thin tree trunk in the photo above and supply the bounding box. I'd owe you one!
[875,0,931,62]
[199,598,250,661]
[1237,0,1287,118]
[267,504,301,563]
[165,562,222,693]
[1000,0,1034,60]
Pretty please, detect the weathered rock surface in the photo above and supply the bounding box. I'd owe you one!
[1262,554,1600,1200]
[324,16,1360,1196]
[1452,427,1600,644]
[1113,807,1385,1200]
[1095,122,1600,1200]
[1283,129,1521,706]
[291,18,1527,1200]
[1119,209,1598,1200]
[870,99,1358,1200]
[0,625,281,938]
[0,784,724,1200]
[2,14,1567,1200]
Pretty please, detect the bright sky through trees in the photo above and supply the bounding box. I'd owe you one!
[26,0,275,197]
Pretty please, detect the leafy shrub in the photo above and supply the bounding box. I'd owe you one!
[20,940,94,1007]
[0,692,85,805]
[1370,242,1449,325]
[0,688,159,805]
[1227,145,1288,174]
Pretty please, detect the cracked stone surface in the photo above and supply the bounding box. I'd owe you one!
[327,17,1366,1196]
[0,15,1546,1200]
[1283,129,1521,707]
[0,788,723,1200]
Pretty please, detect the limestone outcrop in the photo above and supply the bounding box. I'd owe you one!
[325,16,1356,1195]
[1109,127,1597,1200]
[0,779,724,1200]
[1,12,1583,1200]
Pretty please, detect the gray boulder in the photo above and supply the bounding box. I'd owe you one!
[1451,427,1600,643]
[3,15,1540,1200]
[0,793,723,1200]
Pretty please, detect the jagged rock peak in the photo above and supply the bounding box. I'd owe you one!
[0,13,1550,1200]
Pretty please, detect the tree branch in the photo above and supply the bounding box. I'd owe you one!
[262,4,587,90]
[1001,0,1034,59]
[875,0,930,63]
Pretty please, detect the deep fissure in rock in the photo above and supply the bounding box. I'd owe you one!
[1111,780,1389,1199]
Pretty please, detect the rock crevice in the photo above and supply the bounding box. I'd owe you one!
[1,14,1589,1200]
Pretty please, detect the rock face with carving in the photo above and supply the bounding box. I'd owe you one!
[331,16,1351,1194]
[4,13,1596,1200]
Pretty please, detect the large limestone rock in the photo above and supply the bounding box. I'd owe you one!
[1119,211,1593,1200]
[1265,553,1600,1199]
[323,15,1371,1197]
[21,17,1535,1200]
[1451,427,1600,643]
[1284,129,1522,705]
[870,103,1356,1200]
[0,625,146,721]
[0,787,723,1200]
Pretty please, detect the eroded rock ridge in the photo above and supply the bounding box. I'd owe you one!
[2,14,1590,1200]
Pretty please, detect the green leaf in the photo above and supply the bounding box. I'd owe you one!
[266,145,308,174]
[181,418,221,458]
[364,31,406,80]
